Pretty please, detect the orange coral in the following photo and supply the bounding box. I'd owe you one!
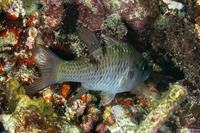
[27,15,36,26]
[61,84,71,99]
[136,97,154,109]
[54,96,64,103]
[43,96,53,101]
[0,28,21,38]
[4,11,19,20]
[0,66,5,74]
[17,55,35,66]
[80,95,88,103]
[0,28,22,46]
[123,99,134,106]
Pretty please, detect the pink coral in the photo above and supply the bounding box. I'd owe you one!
[101,0,158,31]
[81,106,101,132]
[69,0,158,31]
[69,0,105,30]
[39,0,65,30]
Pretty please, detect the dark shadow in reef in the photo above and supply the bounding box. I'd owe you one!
[61,3,79,34]
[125,21,147,52]
[0,121,6,132]
[49,45,76,60]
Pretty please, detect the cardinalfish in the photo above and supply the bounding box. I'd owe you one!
[26,27,151,105]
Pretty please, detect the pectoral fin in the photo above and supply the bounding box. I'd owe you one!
[131,82,159,100]
[101,92,115,105]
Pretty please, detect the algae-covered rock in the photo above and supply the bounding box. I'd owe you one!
[15,95,56,117]
[107,105,138,133]
[22,0,37,16]
[1,103,80,132]
[1,79,80,132]
[0,0,12,11]
[4,79,26,111]
[81,106,102,132]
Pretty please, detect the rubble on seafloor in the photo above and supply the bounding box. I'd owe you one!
[0,0,200,132]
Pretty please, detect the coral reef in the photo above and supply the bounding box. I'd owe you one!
[81,106,102,132]
[0,79,80,132]
[165,14,200,87]
[4,79,26,111]
[0,0,200,132]
[40,0,65,30]
[69,0,105,31]
[107,105,138,132]
[101,0,159,31]
[136,82,187,132]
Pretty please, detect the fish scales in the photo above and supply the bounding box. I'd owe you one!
[57,43,137,93]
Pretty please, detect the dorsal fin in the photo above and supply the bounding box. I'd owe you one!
[101,34,119,46]
[78,27,102,55]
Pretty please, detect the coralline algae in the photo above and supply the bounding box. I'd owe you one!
[0,0,200,132]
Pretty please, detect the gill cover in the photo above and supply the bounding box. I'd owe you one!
[120,59,150,90]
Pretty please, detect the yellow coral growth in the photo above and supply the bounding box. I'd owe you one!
[15,96,56,117]
[197,0,200,6]
[1,0,12,11]
[103,106,115,125]
[195,24,200,41]
[4,79,26,111]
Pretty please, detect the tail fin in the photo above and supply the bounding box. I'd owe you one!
[26,44,61,95]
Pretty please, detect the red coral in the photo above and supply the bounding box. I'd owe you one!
[41,31,55,45]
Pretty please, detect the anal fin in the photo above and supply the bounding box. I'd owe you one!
[68,85,88,104]
[101,92,115,105]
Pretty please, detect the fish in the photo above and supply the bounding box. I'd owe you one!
[26,27,151,105]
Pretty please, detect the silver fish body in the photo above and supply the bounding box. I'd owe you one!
[58,42,149,93]
[26,28,150,105]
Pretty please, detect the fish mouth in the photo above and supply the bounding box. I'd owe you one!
[143,70,151,81]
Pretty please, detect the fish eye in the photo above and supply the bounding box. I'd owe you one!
[140,60,149,74]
